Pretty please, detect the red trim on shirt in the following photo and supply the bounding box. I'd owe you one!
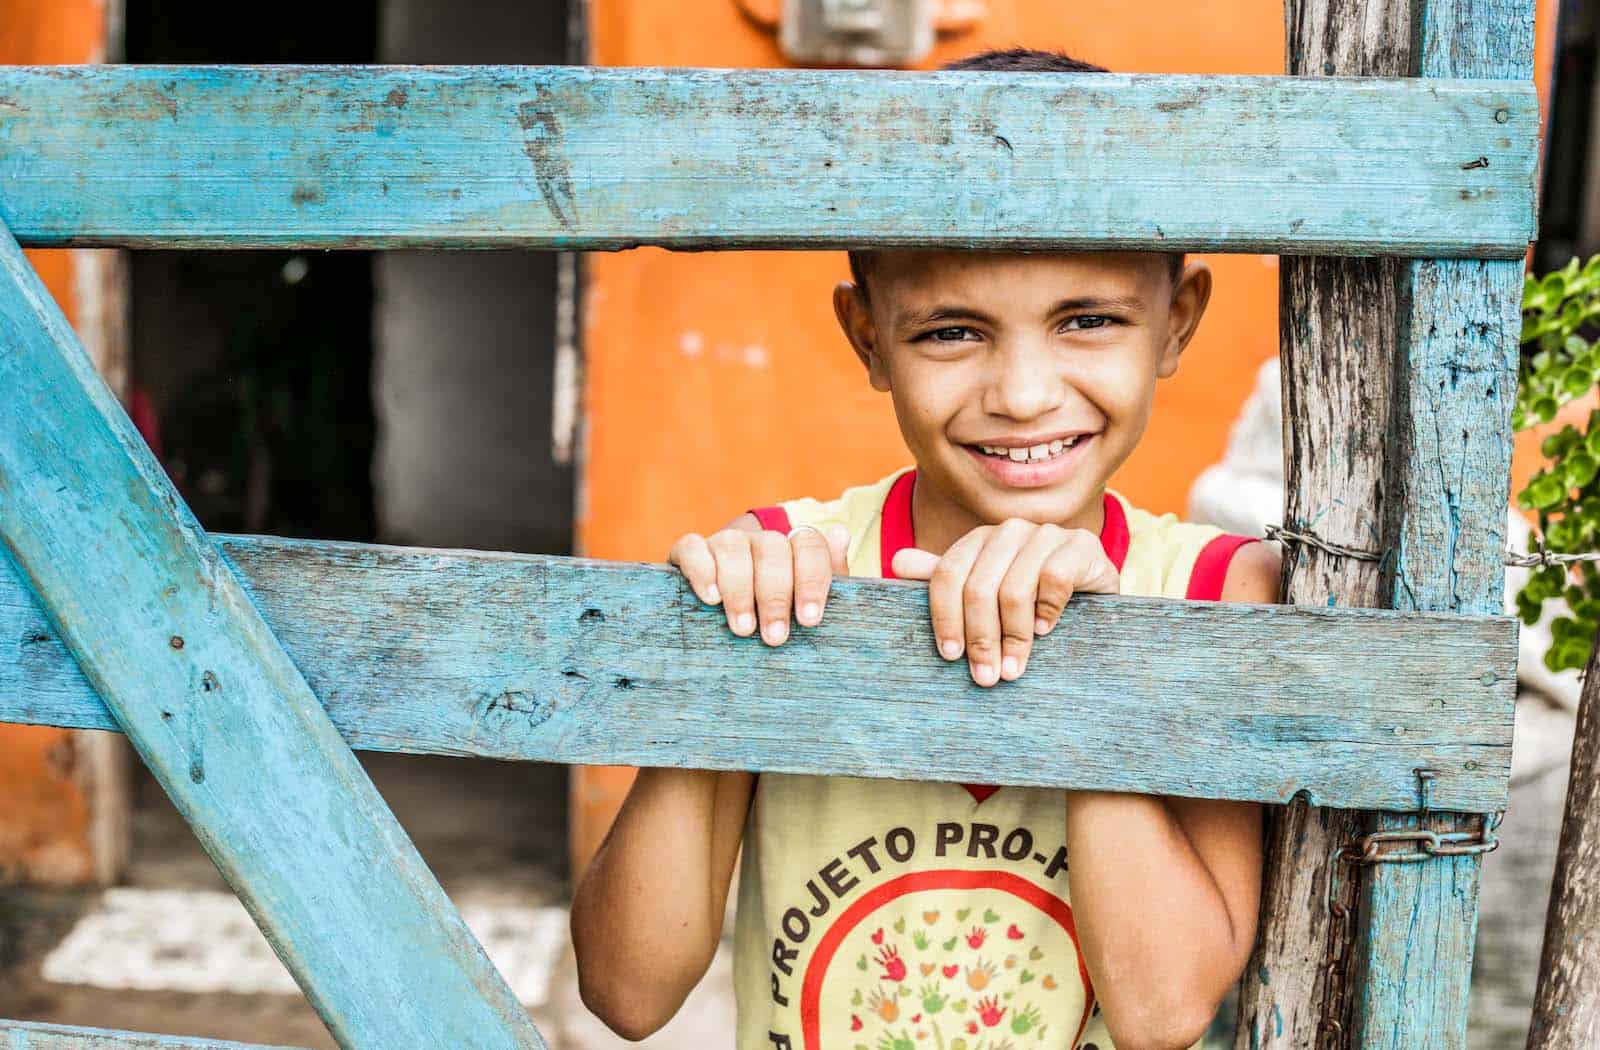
[1100,491,1131,572]
[879,470,918,579]
[1185,534,1260,602]
[749,505,793,534]
[878,474,1129,804]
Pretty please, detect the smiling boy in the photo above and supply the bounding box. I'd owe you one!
[571,49,1275,1050]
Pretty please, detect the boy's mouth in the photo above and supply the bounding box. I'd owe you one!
[960,432,1098,489]
[971,434,1087,464]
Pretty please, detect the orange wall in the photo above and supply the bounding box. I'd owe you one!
[0,0,113,885]
[572,1,1560,871]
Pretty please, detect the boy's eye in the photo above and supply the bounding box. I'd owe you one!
[1064,315,1113,331]
[914,326,980,344]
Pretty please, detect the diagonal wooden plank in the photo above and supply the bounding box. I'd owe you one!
[0,1020,308,1049]
[0,66,1536,256]
[1,533,1517,813]
[0,222,544,1047]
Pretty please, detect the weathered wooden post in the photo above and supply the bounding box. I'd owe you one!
[1239,1,1530,1046]
[1527,634,1600,1047]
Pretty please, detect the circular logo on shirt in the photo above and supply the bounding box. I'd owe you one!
[799,870,1095,1049]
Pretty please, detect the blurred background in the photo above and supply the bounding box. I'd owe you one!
[0,0,1587,1046]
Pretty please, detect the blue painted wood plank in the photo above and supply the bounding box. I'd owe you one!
[1350,2,1535,1046]
[0,1020,306,1049]
[0,533,1516,813]
[0,221,545,1048]
[0,66,1536,256]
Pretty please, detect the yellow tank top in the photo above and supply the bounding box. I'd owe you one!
[735,469,1254,1050]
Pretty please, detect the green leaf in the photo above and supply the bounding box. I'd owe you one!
[1564,368,1597,400]
[1567,453,1599,489]
[1517,589,1544,627]
[1544,426,1582,458]
[1535,396,1560,424]
[1525,472,1568,510]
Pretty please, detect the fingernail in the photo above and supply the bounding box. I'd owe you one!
[705,584,721,604]
[735,613,756,635]
[764,620,788,644]
[940,639,961,660]
[800,602,820,624]
[972,663,998,687]
[1035,617,1050,635]
[1001,656,1019,679]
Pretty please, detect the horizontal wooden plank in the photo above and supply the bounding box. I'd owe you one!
[0,66,1536,256]
[0,1020,305,1049]
[1,534,1517,812]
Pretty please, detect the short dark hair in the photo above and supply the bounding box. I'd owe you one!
[847,47,1185,296]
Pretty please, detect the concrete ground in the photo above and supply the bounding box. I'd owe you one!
[0,751,735,1048]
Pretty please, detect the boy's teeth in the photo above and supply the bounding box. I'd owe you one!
[976,436,1084,462]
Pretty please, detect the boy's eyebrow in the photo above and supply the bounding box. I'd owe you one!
[1047,294,1147,314]
[896,295,1148,329]
[894,304,998,328]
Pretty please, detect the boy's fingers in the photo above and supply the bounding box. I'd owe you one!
[708,531,757,637]
[927,530,988,665]
[1035,532,1121,633]
[751,531,795,645]
[825,525,851,576]
[962,519,1034,686]
[790,528,833,627]
[669,533,721,605]
[890,547,940,581]
[996,525,1065,678]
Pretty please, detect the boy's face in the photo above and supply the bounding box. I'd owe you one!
[835,250,1211,532]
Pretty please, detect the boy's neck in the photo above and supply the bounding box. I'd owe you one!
[909,473,1110,557]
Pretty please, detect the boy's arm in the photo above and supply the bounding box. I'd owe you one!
[1064,540,1275,1050]
[571,512,848,1038]
[570,765,756,1039]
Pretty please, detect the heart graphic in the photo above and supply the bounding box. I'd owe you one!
[850,1015,863,1031]
[920,963,936,976]
[1006,924,1024,940]
[942,964,960,978]
[870,928,884,945]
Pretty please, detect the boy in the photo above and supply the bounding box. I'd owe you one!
[572,49,1274,1050]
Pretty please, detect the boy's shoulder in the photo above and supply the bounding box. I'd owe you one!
[1113,492,1262,601]
[753,468,910,536]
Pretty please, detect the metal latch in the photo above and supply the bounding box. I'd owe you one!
[737,0,984,68]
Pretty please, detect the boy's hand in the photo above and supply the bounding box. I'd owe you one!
[670,522,850,645]
[892,521,1119,687]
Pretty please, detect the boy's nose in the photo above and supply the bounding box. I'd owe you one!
[983,342,1064,421]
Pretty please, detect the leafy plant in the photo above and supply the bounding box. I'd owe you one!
[1515,255,1600,671]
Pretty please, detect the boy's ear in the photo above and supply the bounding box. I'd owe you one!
[833,281,892,392]
[1159,259,1213,379]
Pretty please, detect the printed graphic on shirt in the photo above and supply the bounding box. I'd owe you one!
[759,817,1096,1050]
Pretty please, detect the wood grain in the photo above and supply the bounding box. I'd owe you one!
[1526,629,1600,1048]
[1348,1,1535,1044]
[0,1020,304,1049]
[1237,5,1416,1043]
[0,65,1536,256]
[0,221,545,1048]
[0,533,1516,812]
